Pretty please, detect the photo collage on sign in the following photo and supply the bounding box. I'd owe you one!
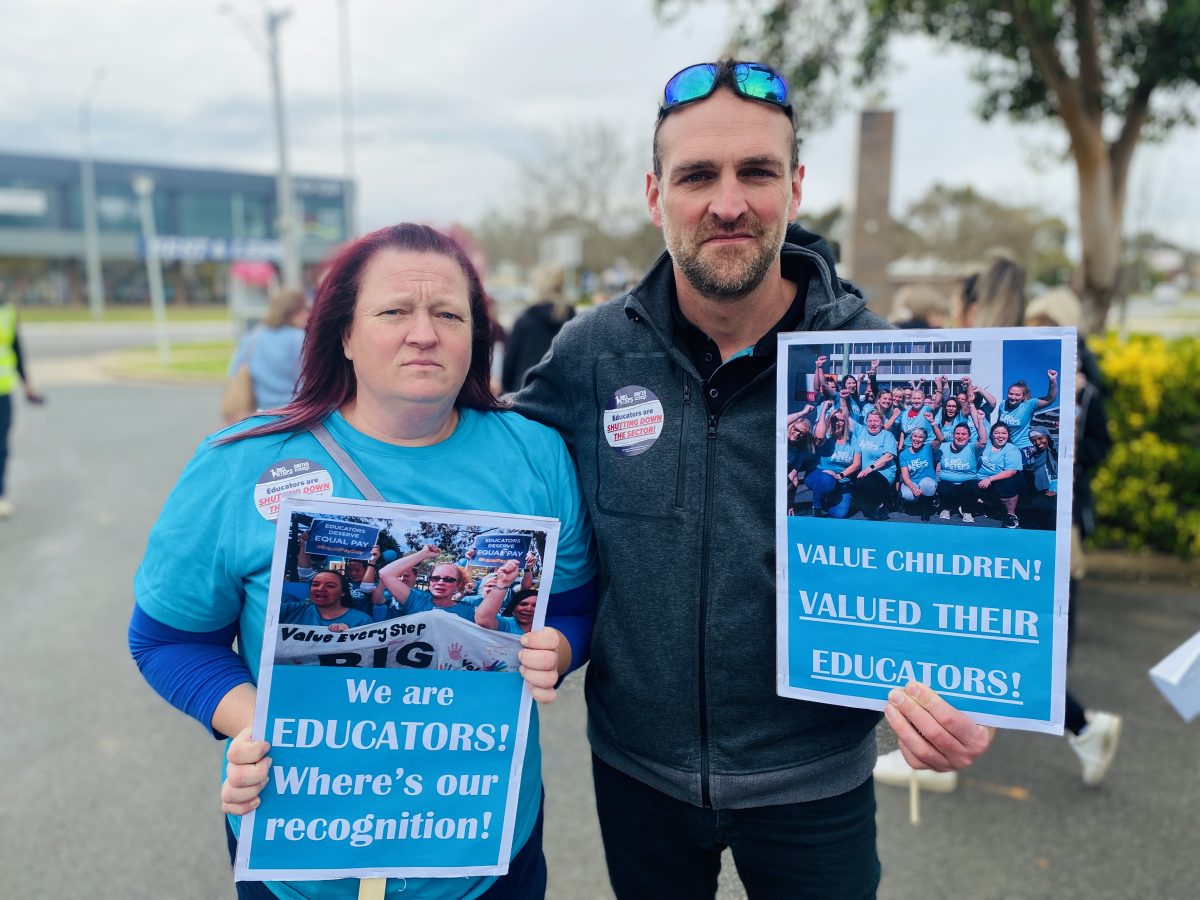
[273,507,548,673]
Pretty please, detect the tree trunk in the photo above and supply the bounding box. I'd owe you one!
[1073,140,1123,335]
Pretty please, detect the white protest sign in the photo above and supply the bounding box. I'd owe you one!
[1149,630,1200,723]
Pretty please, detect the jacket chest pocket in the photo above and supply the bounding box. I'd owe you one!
[592,356,690,521]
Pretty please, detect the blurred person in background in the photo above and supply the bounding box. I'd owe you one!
[954,254,1026,328]
[888,284,951,329]
[502,262,575,394]
[0,282,44,519]
[226,287,309,419]
[1026,286,1122,784]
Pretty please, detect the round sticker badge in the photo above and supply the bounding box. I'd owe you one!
[253,457,335,521]
[603,385,665,457]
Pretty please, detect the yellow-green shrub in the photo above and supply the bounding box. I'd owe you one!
[1089,333,1200,557]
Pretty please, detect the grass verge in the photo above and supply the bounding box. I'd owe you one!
[19,305,232,324]
[103,340,235,382]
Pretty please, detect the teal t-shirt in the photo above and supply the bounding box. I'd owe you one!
[997,398,1039,449]
[979,441,1023,478]
[854,428,898,484]
[899,443,936,482]
[936,412,977,445]
[396,590,478,621]
[135,408,596,900]
[898,405,934,438]
[278,600,372,629]
[816,437,857,473]
[938,443,978,483]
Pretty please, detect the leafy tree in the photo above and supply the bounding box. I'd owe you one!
[475,124,666,274]
[894,183,1071,284]
[656,0,1200,331]
[401,522,479,560]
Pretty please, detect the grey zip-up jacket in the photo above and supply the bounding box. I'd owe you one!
[514,226,887,809]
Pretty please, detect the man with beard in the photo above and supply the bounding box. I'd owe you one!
[514,59,992,897]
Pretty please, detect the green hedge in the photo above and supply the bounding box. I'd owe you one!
[1090,333,1200,558]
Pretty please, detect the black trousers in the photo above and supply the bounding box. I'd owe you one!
[592,755,879,900]
[0,392,11,496]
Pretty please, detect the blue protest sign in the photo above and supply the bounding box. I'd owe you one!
[775,328,1075,734]
[306,519,380,559]
[473,534,532,566]
[237,497,563,882]
[245,666,524,875]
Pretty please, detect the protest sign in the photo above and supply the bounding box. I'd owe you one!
[304,519,381,559]
[1149,630,1200,723]
[473,533,532,566]
[775,327,1075,733]
[235,496,559,882]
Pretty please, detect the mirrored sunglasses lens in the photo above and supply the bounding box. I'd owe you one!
[734,63,788,104]
[664,64,718,106]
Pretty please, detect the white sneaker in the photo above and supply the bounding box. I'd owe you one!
[939,509,951,520]
[961,512,975,523]
[872,749,959,792]
[0,497,13,519]
[1068,711,1122,786]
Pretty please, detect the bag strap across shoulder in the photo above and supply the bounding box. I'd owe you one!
[309,420,385,502]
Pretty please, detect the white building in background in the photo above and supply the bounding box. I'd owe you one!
[826,336,1005,398]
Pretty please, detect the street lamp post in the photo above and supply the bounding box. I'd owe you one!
[265,8,303,290]
[337,0,357,238]
[222,4,303,290]
[79,67,106,320]
[132,175,171,365]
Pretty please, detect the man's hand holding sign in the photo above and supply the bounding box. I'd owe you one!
[884,683,994,773]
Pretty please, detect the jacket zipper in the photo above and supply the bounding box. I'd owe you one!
[698,410,719,808]
[675,379,692,508]
[695,367,779,809]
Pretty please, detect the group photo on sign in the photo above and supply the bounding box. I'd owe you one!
[775,327,1077,734]
[781,329,1071,530]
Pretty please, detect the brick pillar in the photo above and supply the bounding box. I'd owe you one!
[844,109,894,314]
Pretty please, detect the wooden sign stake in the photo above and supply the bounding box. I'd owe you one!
[358,877,386,900]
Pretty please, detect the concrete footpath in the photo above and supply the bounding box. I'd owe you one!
[2,378,1197,900]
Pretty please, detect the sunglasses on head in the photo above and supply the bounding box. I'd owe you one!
[428,575,459,583]
[662,62,790,114]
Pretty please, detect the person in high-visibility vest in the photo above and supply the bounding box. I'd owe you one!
[0,294,44,518]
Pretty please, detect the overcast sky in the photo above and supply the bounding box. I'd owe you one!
[3,0,1196,249]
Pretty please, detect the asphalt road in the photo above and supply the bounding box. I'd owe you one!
[2,374,1197,900]
[21,320,237,360]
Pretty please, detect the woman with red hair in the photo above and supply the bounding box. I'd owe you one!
[130,224,597,899]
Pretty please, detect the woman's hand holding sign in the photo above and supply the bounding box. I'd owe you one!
[221,726,271,816]
[470,560,570,703]
[883,682,994,772]
[519,629,570,704]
